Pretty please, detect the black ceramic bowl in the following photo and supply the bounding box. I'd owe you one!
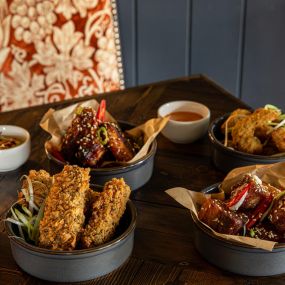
[208,114,285,172]
[192,183,285,276]
[45,122,157,190]
[5,200,137,282]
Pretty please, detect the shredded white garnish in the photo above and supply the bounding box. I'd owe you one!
[252,174,262,185]
[229,189,248,211]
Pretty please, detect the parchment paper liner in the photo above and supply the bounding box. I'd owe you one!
[40,99,169,165]
[166,161,285,251]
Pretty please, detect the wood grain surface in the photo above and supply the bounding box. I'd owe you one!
[1,75,283,285]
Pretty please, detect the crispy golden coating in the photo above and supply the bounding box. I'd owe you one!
[81,178,131,248]
[18,169,52,207]
[221,108,251,134]
[231,108,280,154]
[271,127,285,152]
[39,165,90,250]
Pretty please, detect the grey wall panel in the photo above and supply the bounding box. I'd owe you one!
[241,0,285,109]
[136,0,190,85]
[117,0,284,109]
[116,0,137,87]
[190,0,242,96]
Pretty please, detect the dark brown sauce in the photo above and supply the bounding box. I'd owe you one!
[169,111,203,122]
[0,135,22,150]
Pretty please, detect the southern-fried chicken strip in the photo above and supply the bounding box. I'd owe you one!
[39,165,90,250]
[18,169,52,208]
[81,178,131,248]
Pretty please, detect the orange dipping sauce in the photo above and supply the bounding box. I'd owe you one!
[169,111,203,122]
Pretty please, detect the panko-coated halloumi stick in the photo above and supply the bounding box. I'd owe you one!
[81,178,131,248]
[39,165,90,250]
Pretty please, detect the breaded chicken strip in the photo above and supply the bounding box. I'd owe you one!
[81,178,131,248]
[39,165,90,250]
[18,169,52,208]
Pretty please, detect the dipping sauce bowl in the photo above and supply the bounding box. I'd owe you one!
[0,125,31,172]
[158,101,210,143]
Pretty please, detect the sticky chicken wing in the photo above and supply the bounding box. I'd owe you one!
[61,107,106,167]
[104,122,135,162]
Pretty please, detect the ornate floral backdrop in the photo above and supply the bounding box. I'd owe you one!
[0,0,124,112]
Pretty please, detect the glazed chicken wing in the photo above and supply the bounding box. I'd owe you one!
[104,122,135,162]
[61,107,106,167]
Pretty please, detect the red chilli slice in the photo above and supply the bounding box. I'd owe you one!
[227,182,252,209]
[96,99,106,122]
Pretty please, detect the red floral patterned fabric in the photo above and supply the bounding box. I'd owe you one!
[0,0,124,111]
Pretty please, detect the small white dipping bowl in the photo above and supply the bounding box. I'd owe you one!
[0,125,31,172]
[158,101,210,144]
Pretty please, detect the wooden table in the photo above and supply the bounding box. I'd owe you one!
[0,75,282,284]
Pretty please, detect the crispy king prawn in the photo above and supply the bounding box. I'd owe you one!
[230,108,280,154]
[221,105,285,155]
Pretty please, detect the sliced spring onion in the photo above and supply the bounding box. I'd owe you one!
[14,208,29,225]
[20,175,39,212]
[4,217,24,226]
[97,126,109,145]
[11,207,19,221]
[273,118,285,130]
[20,187,29,202]
[75,106,83,115]
[264,104,281,112]
[21,205,33,217]
[249,228,255,238]
[32,201,45,244]
[6,176,48,244]
[242,225,246,236]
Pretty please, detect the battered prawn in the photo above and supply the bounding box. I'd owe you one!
[231,108,280,154]
[271,127,285,153]
[221,108,251,134]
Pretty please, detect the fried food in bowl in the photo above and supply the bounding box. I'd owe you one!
[42,100,159,190]
[208,105,285,172]
[4,166,136,282]
[192,172,285,276]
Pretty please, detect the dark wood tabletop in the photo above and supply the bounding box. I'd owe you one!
[1,75,283,285]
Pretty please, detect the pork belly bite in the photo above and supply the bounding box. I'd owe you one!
[39,165,90,250]
[198,198,245,235]
[250,223,282,242]
[229,174,271,210]
[268,195,285,233]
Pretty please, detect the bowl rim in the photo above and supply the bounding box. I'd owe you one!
[5,200,137,255]
[158,100,211,125]
[0,125,30,153]
[192,182,285,250]
[208,113,285,161]
[45,120,157,172]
